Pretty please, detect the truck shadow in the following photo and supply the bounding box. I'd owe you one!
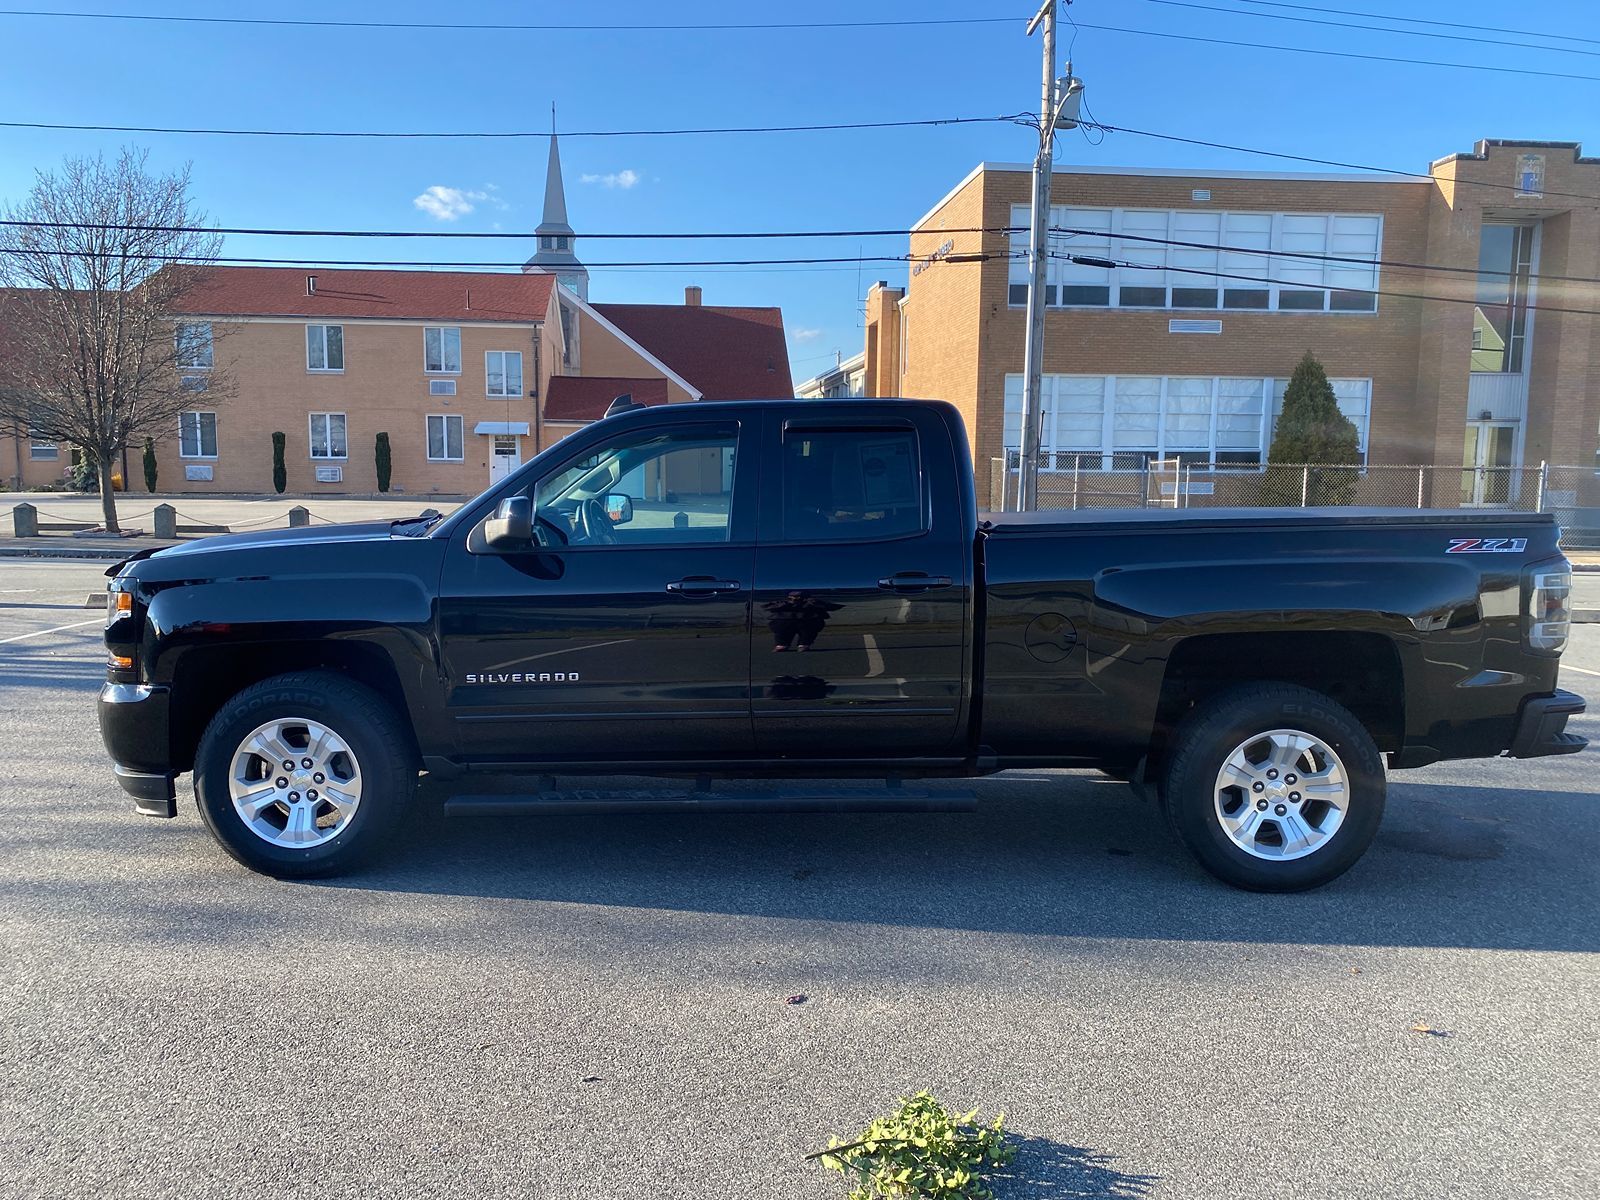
[338,769,1600,954]
[992,1135,1158,1199]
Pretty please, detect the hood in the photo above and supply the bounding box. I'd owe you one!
[109,521,405,577]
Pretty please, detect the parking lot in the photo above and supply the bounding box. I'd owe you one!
[1,557,1596,1200]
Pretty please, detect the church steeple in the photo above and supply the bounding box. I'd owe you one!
[522,112,588,300]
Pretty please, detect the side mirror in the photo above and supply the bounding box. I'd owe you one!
[604,493,634,525]
[483,495,533,550]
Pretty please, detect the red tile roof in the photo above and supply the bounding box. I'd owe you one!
[594,303,793,400]
[165,266,555,324]
[544,375,670,423]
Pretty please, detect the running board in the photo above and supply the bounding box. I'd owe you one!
[445,786,977,817]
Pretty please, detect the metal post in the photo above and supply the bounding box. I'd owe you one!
[1183,461,1192,509]
[1301,464,1310,508]
[1072,454,1081,510]
[1015,0,1057,512]
[1537,460,1548,513]
[1416,466,1425,509]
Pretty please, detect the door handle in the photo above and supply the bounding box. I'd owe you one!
[878,573,953,593]
[666,577,742,594]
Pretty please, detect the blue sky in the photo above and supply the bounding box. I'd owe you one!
[1,0,1596,385]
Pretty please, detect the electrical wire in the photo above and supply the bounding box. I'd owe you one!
[1237,0,1600,48]
[0,8,1032,32]
[1064,18,1600,83]
[1049,252,1600,318]
[1136,0,1600,60]
[0,113,1030,140]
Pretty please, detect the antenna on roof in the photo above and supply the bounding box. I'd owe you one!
[551,102,556,135]
[604,393,643,418]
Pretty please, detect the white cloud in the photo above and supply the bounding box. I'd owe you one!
[791,327,824,342]
[413,185,487,220]
[580,169,641,190]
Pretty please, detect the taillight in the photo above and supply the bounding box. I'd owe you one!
[1529,567,1571,654]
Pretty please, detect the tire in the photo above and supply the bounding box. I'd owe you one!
[193,671,416,879]
[1162,683,1385,892]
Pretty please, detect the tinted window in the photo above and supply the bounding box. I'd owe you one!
[782,428,923,542]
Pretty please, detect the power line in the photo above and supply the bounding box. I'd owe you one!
[1066,18,1600,83]
[1093,123,1600,206]
[1137,0,1600,60]
[0,248,1024,270]
[0,113,1028,140]
[0,8,1031,32]
[9,214,1596,284]
[1051,253,1600,318]
[1237,0,1600,48]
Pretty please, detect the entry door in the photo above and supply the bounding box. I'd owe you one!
[439,418,757,762]
[1461,423,1517,506]
[489,434,521,484]
[751,411,971,759]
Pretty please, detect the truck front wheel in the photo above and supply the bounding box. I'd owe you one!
[193,671,416,879]
[1162,683,1385,892]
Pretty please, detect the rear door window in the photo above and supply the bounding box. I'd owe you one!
[780,427,924,542]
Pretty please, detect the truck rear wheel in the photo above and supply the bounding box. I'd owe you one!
[1162,684,1385,892]
[193,671,415,879]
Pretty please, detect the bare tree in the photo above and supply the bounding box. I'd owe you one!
[0,149,232,532]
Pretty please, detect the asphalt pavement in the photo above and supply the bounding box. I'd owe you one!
[0,559,1596,1200]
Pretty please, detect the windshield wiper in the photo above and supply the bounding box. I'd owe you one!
[390,509,444,536]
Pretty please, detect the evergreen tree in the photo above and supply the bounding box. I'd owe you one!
[141,437,157,493]
[1264,352,1361,505]
[271,431,286,495]
[375,432,392,493]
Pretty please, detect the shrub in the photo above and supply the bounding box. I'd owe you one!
[142,437,158,493]
[1265,352,1361,506]
[812,1092,1014,1200]
[375,431,392,493]
[271,430,286,494]
[68,458,97,492]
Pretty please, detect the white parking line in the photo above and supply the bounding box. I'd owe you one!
[0,618,102,645]
[1561,663,1600,678]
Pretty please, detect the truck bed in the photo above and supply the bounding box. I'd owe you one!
[981,506,1560,534]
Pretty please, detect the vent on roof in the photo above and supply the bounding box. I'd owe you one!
[429,379,457,396]
[306,275,317,296]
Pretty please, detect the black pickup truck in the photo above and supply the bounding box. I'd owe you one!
[99,397,1585,890]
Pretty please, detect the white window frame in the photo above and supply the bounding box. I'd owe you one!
[424,326,462,375]
[175,322,214,370]
[485,350,524,398]
[179,410,218,459]
[306,324,344,373]
[426,413,464,462]
[308,411,348,460]
[28,437,58,461]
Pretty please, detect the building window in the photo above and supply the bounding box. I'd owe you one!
[308,412,347,459]
[1007,206,1382,315]
[1002,373,1371,470]
[1472,223,1535,374]
[426,413,463,461]
[29,438,58,460]
[179,411,218,459]
[424,326,462,374]
[307,325,344,372]
[175,322,213,369]
[485,350,524,397]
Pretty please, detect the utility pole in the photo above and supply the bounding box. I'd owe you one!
[1014,0,1083,511]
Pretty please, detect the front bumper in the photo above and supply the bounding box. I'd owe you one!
[98,682,177,817]
[1508,688,1588,759]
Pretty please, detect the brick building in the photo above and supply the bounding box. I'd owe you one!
[862,138,1600,507]
[1,135,792,495]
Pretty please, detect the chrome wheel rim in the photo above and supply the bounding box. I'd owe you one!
[1213,728,1349,861]
[228,716,362,849]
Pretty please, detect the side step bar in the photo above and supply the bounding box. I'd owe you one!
[445,786,978,817]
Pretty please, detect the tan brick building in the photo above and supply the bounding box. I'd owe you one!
[863,138,1600,507]
[2,136,792,496]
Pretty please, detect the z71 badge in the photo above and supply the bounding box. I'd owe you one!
[1446,537,1527,554]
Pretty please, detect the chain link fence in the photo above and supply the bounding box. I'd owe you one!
[989,457,1600,546]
